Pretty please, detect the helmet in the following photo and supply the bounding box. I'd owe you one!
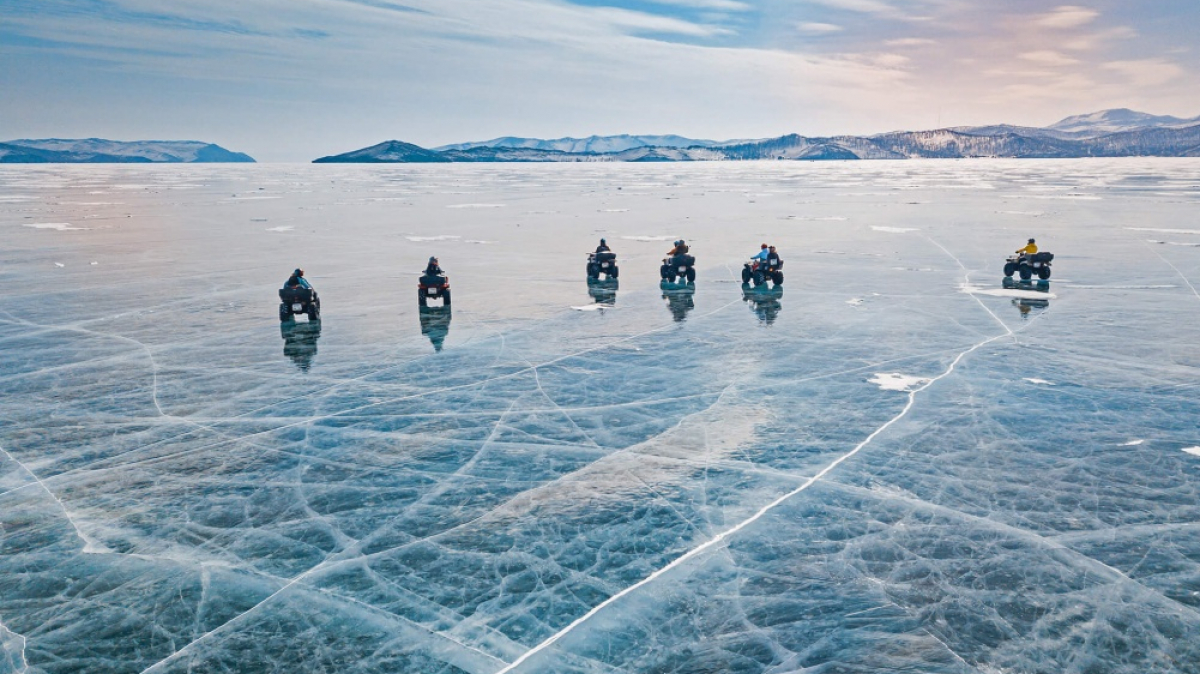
[294,268,304,276]
[1028,238,1035,244]
[600,238,606,244]
[429,256,438,262]
[761,243,768,249]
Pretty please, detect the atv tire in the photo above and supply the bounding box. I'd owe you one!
[1037,267,1051,280]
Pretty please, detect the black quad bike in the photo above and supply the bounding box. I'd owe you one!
[741,256,783,287]
[1003,251,1054,287]
[419,272,451,307]
[587,251,619,280]
[279,287,320,322]
[660,254,697,284]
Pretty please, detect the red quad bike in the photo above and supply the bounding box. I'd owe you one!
[741,255,784,288]
[419,271,451,307]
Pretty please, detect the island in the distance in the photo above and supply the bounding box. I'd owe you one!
[0,138,255,163]
[314,108,1200,163]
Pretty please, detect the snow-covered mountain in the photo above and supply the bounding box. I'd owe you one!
[434,134,739,153]
[318,108,1200,163]
[1046,108,1200,137]
[1,138,254,163]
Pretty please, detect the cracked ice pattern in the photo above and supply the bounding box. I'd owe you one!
[1,160,1199,674]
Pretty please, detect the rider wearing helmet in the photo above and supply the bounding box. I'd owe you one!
[1016,238,1038,255]
[284,268,312,290]
[595,238,611,253]
[424,256,443,275]
[667,239,689,256]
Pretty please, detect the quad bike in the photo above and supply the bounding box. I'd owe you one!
[587,251,619,280]
[419,272,451,307]
[741,256,783,287]
[279,287,320,322]
[660,254,697,284]
[1003,251,1053,287]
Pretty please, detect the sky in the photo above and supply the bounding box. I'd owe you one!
[2,0,1199,161]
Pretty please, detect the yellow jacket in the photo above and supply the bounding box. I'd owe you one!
[1017,243,1038,255]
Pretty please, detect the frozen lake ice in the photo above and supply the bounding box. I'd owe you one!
[2,159,1199,673]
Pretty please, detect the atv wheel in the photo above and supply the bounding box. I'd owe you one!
[418,290,428,307]
[1018,264,1033,280]
[307,305,319,321]
[442,289,451,306]
[1003,262,1017,277]
[686,268,696,283]
[773,272,784,286]
[279,303,292,322]
[1037,267,1051,280]
[741,268,752,283]
[660,264,671,280]
[610,266,619,279]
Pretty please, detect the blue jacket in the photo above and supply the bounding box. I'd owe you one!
[284,275,312,290]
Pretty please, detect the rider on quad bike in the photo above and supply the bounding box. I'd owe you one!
[587,239,619,280]
[742,245,783,287]
[279,268,320,321]
[419,257,451,307]
[1004,239,1053,283]
[661,240,696,283]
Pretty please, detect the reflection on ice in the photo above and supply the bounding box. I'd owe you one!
[741,283,783,324]
[280,320,321,371]
[418,306,452,351]
[586,278,619,306]
[659,283,695,322]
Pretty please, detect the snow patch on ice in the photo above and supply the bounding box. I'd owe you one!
[869,373,931,392]
[1183,447,1200,457]
[446,203,505,209]
[847,298,864,307]
[621,235,675,242]
[265,226,294,232]
[997,210,1046,216]
[599,209,629,213]
[407,235,461,242]
[1025,378,1054,385]
[23,222,91,231]
[1121,439,1146,446]
[1126,227,1200,235]
[571,305,612,312]
[872,226,918,233]
[1147,240,1200,247]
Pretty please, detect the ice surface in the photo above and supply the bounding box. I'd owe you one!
[2,159,1200,674]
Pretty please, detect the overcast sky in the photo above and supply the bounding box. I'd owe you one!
[3,0,1198,161]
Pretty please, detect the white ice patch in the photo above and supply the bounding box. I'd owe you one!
[464,240,494,244]
[997,210,1046,216]
[1068,284,1175,290]
[871,226,918,233]
[961,284,1057,300]
[23,223,91,231]
[1025,378,1054,385]
[446,203,505,209]
[599,209,629,213]
[406,235,461,242]
[869,373,931,392]
[1126,227,1200,235]
[571,304,611,311]
[1121,440,1146,446]
[846,298,864,307]
[1183,447,1200,457]
[54,262,65,268]
[621,235,675,242]
[265,226,294,232]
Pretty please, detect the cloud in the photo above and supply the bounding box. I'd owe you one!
[1033,5,1099,29]
[797,22,843,34]
[1103,59,1185,86]
[1019,50,1079,66]
[885,37,934,47]
[805,0,893,15]
[644,0,753,11]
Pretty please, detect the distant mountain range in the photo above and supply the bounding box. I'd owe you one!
[0,139,255,163]
[314,109,1200,163]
